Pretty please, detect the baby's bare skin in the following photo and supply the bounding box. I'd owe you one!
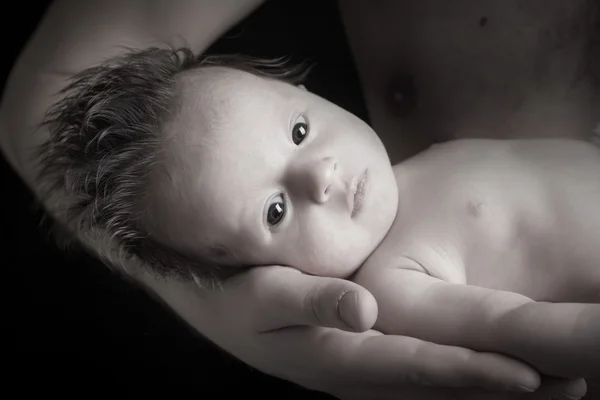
[354,138,600,378]
[371,138,600,301]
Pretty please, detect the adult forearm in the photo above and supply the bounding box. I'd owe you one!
[1,0,267,189]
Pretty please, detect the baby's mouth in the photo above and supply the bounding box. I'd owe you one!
[351,169,368,218]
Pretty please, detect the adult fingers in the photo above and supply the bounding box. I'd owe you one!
[247,266,378,332]
[341,333,541,393]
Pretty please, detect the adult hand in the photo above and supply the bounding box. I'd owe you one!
[136,265,572,399]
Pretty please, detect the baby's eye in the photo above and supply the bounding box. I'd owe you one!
[267,194,286,226]
[292,114,309,145]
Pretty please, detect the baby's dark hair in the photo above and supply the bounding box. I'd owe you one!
[35,47,311,288]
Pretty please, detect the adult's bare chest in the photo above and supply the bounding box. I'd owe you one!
[339,0,597,163]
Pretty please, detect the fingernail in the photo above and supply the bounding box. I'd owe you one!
[512,385,536,393]
[337,291,358,331]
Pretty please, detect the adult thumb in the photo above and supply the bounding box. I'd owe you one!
[252,266,378,333]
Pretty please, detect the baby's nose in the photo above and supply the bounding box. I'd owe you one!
[301,157,339,204]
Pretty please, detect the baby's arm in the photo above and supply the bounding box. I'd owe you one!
[354,261,600,379]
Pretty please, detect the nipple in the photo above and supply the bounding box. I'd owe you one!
[386,73,418,118]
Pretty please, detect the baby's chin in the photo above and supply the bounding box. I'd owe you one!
[298,249,379,279]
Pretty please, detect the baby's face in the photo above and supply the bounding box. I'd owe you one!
[149,67,398,278]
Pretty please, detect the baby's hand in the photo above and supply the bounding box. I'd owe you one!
[354,262,600,381]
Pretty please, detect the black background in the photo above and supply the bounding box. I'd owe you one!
[2,1,367,398]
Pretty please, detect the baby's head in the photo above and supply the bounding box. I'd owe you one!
[38,48,398,286]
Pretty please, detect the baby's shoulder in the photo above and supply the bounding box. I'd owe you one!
[395,139,521,191]
[359,229,466,284]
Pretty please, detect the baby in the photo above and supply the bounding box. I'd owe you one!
[147,64,600,381]
[39,49,600,382]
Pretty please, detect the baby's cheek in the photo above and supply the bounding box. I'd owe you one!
[289,224,367,278]
[278,236,338,277]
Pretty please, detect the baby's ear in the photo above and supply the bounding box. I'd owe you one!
[298,84,307,91]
